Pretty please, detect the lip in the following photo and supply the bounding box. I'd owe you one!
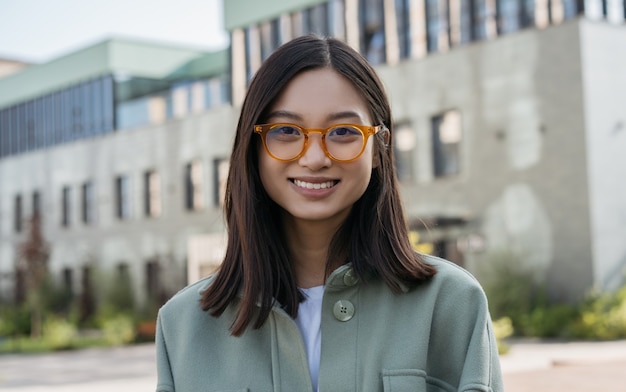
[289,177,340,197]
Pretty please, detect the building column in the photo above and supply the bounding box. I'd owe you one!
[230,29,246,107]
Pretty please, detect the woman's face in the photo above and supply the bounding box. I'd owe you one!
[258,67,375,226]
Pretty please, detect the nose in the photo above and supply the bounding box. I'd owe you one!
[298,134,332,170]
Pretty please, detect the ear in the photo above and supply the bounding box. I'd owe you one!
[379,126,390,147]
[372,126,390,168]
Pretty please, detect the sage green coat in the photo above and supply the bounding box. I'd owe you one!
[156,255,503,391]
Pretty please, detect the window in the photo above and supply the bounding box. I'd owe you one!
[80,266,96,321]
[115,175,132,219]
[457,0,474,43]
[116,97,150,129]
[185,160,204,211]
[291,10,305,37]
[71,84,82,137]
[306,3,330,36]
[393,123,416,182]
[521,0,535,27]
[395,0,411,59]
[146,260,162,299]
[0,75,116,159]
[92,77,104,134]
[82,181,95,224]
[329,0,347,40]
[32,191,41,218]
[466,0,499,41]
[470,0,496,39]
[62,267,74,295]
[425,0,450,52]
[213,158,230,207]
[15,268,26,304]
[0,108,8,158]
[61,186,71,227]
[112,263,134,312]
[432,110,462,177]
[260,18,281,61]
[144,170,162,217]
[245,25,262,84]
[14,194,22,232]
[171,84,190,118]
[190,81,206,113]
[496,0,534,33]
[206,77,230,109]
[360,0,386,64]
[560,0,580,19]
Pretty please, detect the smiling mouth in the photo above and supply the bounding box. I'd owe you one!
[291,179,339,190]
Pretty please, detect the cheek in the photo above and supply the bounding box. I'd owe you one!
[363,139,377,169]
[258,152,279,195]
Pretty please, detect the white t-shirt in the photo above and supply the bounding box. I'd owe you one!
[295,285,324,392]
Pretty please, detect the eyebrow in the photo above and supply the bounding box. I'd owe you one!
[266,110,364,123]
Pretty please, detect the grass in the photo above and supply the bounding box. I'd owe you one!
[0,333,110,355]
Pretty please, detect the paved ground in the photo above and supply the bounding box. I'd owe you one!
[1,339,625,391]
[0,343,156,392]
[500,339,626,392]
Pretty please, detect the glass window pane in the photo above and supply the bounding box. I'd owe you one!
[102,75,115,132]
[82,181,95,224]
[145,170,162,217]
[329,0,346,40]
[432,110,462,177]
[497,0,521,34]
[393,123,416,182]
[360,0,386,64]
[426,0,449,52]
[14,194,23,232]
[185,160,204,211]
[61,186,71,227]
[0,109,7,157]
[396,0,411,58]
[116,175,131,219]
[213,158,230,207]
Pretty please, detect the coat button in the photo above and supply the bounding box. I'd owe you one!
[333,300,355,322]
[343,269,359,286]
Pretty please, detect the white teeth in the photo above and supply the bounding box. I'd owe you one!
[293,179,336,189]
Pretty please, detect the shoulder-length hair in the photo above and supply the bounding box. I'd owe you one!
[201,35,436,336]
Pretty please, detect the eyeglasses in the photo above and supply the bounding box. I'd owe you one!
[254,123,383,163]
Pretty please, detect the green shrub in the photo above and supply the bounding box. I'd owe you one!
[570,286,626,340]
[479,250,539,329]
[102,314,136,346]
[0,304,31,336]
[42,316,77,350]
[518,304,578,338]
[480,250,626,340]
[492,317,514,354]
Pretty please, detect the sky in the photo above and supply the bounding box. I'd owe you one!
[0,0,230,63]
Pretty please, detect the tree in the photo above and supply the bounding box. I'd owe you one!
[16,213,50,338]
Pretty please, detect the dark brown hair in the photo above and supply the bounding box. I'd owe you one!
[201,35,436,336]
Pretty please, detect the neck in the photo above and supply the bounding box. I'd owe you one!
[283,213,346,288]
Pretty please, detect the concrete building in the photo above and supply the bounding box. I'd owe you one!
[0,38,234,304]
[1,0,625,306]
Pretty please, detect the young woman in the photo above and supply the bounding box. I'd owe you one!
[156,35,503,392]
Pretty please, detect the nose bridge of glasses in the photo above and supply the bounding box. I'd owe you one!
[303,127,326,137]
[302,129,327,157]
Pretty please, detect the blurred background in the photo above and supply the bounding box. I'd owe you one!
[0,0,625,353]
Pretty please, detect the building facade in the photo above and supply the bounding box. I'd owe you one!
[0,38,233,304]
[1,0,625,306]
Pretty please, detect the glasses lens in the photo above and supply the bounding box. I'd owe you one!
[325,125,365,161]
[266,125,305,160]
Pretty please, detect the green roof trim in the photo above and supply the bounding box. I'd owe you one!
[224,0,328,30]
[0,37,228,108]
